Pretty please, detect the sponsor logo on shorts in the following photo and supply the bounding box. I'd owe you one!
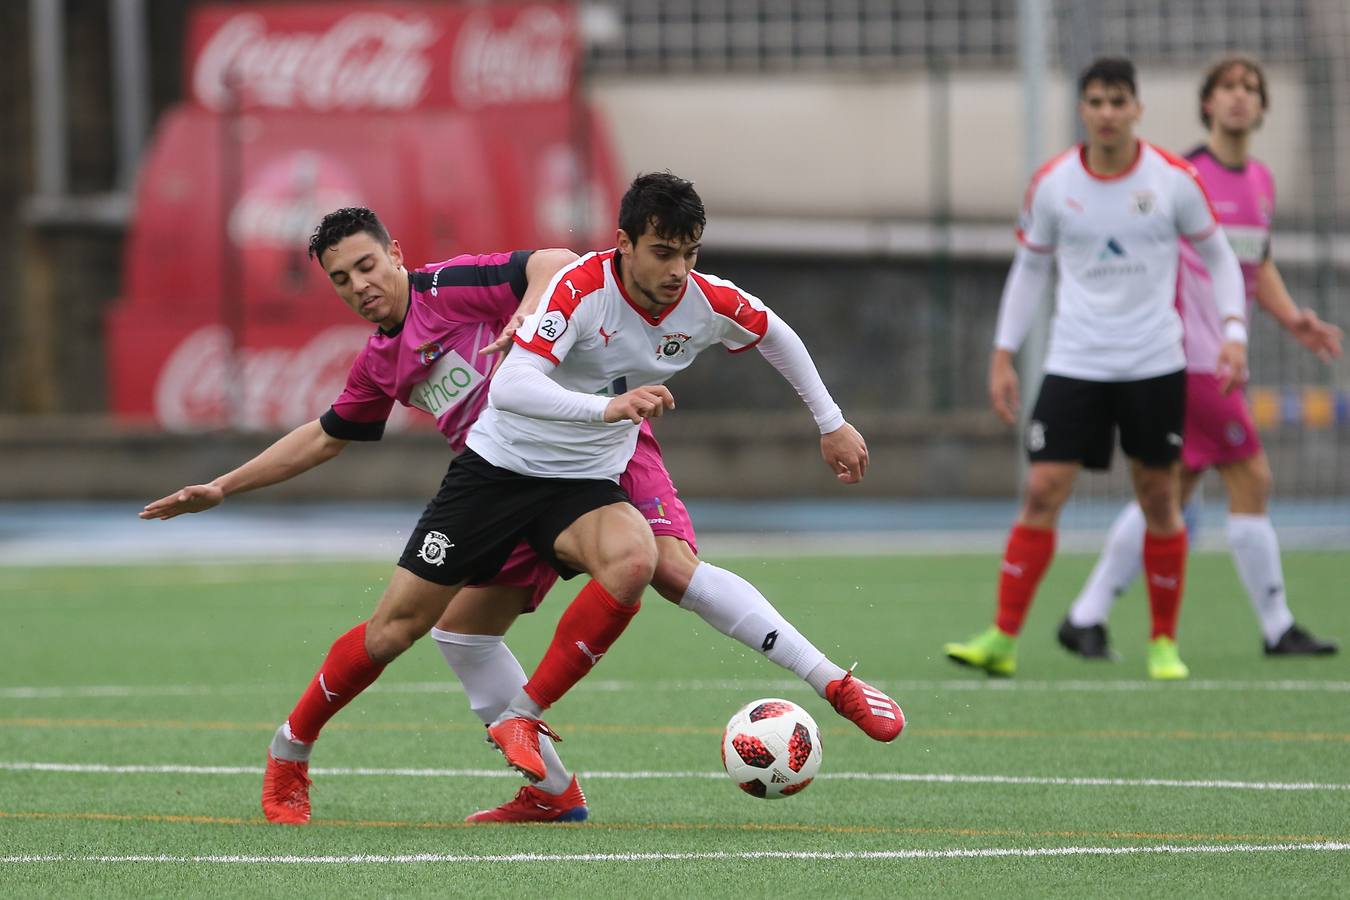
[418,530,453,566]
[1225,421,1247,446]
[1167,432,1183,447]
[1026,420,1046,453]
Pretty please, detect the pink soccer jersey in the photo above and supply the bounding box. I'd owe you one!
[1177,146,1275,373]
[321,251,530,451]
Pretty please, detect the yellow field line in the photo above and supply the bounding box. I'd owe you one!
[2,716,1347,743]
[0,809,1341,845]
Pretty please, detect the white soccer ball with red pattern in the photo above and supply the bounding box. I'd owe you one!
[721,698,822,799]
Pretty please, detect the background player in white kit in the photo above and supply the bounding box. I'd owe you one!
[1058,55,1342,661]
[943,57,1248,680]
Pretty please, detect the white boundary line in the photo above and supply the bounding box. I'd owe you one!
[2,842,1348,864]
[4,677,1349,700]
[3,761,1346,792]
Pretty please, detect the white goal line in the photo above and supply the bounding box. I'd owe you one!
[3,676,1348,700]
[2,761,1346,793]
[3,842,1349,865]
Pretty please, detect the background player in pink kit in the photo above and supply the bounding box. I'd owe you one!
[142,195,900,825]
[943,57,1249,680]
[1059,56,1342,660]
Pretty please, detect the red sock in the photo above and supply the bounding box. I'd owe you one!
[286,622,386,743]
[1144,530,1187,639]
[994,524,1056,637]
[523,581,639,710]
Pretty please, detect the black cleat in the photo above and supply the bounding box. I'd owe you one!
[1264,624,1338,656]
[1056,616,1118,661]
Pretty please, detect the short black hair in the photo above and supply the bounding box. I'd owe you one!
[1078,57,1137,97]
[308,207,391,263]
[617,172,706,245]
[1199,54,1268,128]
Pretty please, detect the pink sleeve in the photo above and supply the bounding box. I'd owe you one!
[322,351,395,441]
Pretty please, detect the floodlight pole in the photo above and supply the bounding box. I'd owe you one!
[1017,0,1051,481]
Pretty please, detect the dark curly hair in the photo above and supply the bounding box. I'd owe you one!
[1078,56,1137,97]
[617,172,706,245]
[307,207,391,263]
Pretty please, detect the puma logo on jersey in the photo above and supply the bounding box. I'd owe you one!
[734,300,745,316]
[564,279,582,300]
[599,326,618,346]
[575,641,604,665]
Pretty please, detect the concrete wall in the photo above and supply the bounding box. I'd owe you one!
[590,65,1312,223]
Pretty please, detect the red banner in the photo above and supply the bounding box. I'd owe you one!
[187,2,578,114]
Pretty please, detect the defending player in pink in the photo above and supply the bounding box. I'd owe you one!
[1061,56,1341,659]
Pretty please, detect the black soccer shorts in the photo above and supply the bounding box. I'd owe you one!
[397,449,630,586]
[1025,370,1186,471]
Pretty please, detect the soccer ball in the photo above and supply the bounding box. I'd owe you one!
[721,698,822,799]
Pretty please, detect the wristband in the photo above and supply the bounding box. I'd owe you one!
[1223,319,1248,344]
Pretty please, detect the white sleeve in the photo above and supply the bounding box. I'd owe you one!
[1190,229,1248,335]
[488,349,611,422]
[755,310,846,434]
[993,247,1054,352]
[1174,168,1220,241]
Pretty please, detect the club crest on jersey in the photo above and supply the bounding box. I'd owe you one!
[657,332,692,359]
[1132,190,1155,215]
[416,341,445,366]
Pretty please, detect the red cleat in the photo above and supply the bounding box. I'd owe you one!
[826,666,905,743]
[486,716,562,783]
[465,776,589,824]
[261,752,312,824]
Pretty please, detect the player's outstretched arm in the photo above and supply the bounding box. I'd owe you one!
[481,249,580,355]
[139,419,348,520]
[1255,259,1343,363]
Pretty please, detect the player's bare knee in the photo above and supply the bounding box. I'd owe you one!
[651,539,698,602]
[597,537,656,603]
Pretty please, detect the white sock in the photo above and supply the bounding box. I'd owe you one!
[679,562,843,697]
[1068,502,1145,627]
[430,628,571,794]
[1225,515,1295,645]
[269,721,312,762]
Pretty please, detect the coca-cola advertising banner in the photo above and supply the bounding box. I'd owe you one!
[188,2,577,113]
[108,2,622,432]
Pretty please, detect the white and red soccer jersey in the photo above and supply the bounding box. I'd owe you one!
[1177,146,1274,373]
[466,250,770,480]
[321,251,529,451]
[1018,141,1220,381]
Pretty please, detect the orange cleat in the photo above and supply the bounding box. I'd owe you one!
[825,666,905,743]
[486,716,563,783]
[465,776,589,824]
[261,753,312,824]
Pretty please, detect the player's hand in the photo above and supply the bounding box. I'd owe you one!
[1216,340,1249,394]
[479,313,526,356]
[821,422,868,484]
[139,484,225,520]
[603,385,675,424]
[1289,308,1343,364]
[989,349,1020,426]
